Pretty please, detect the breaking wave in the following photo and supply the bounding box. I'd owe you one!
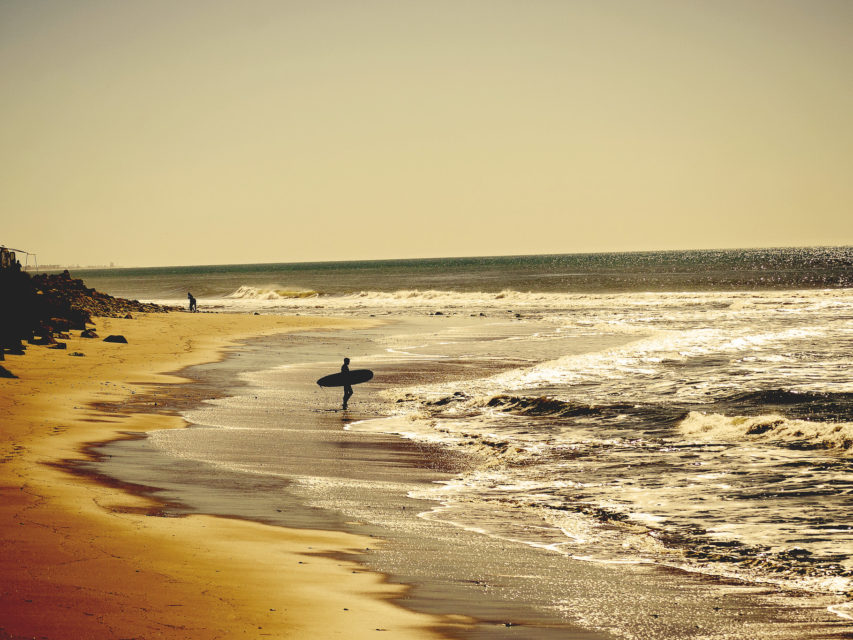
[679,411,853,453]
[721,390,853,423]
[226,285,321,299]
[485,394,615,418]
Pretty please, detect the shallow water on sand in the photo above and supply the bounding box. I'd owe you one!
[83,310,853,638]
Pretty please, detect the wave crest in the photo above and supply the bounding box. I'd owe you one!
[226,285,320,300]
[679,411,853,454]
[722,390,853,423]
[485,394,611,418]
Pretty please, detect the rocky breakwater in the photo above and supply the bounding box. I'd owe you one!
[31,270,174,325]
[0,269,176,365]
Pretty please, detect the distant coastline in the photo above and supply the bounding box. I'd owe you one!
[23,263,118,272]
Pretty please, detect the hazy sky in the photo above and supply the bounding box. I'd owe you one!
[2,0,851,267]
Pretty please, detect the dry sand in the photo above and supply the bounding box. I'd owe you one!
[0,313,468,639]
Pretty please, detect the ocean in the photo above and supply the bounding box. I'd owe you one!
[75,247,853,638]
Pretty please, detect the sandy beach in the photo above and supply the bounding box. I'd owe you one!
[0,312,467,639]
[3,0,851,634]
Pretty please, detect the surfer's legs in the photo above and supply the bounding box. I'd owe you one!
[342,385,353,409]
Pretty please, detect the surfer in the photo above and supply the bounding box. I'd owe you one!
[315,363,372,409]
[187,292,197,312]
[341,357,353,410]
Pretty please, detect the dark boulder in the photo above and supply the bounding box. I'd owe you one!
[80,329,98,338]
[103,335,128,344]
[49,317,71,332]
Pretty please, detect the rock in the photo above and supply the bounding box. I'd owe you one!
[29,272,177,321]
[80,329,98,338]
[103,335,128,344]
[69,352,85,357]
[0,365,17,378]
[49,317,71,332]
[49,342,67,350]
[124,313,133,319]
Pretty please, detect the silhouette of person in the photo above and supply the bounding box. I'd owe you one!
[187,292,197,312]
[341,357,353,410]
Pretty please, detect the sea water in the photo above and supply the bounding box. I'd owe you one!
[76,247,853,632]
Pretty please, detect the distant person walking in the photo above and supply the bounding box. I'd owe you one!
[341,357,353,410]
[187,292,197,313]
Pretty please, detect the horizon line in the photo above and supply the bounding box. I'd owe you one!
[27,243,852,273]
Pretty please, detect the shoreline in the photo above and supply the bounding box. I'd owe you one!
[0,312,468,639]
[3,309,850,639]
[80,317,852,639]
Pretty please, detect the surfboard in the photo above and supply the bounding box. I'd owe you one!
[316,369,374,387]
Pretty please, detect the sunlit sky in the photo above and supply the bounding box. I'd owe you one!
[2,0,851,267]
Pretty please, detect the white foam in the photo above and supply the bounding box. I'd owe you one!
[679,411,853,454]
[146,286,853,317]
[828,601,853,621]
[226,285,320,299]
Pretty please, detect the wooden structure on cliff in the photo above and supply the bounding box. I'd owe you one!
[0,246,18,270]
[0,246,36,271]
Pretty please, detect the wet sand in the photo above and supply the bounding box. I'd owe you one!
[75,320,852,640]
[0,313,469,639]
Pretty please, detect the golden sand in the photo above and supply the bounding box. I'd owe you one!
[0,313,466,639]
